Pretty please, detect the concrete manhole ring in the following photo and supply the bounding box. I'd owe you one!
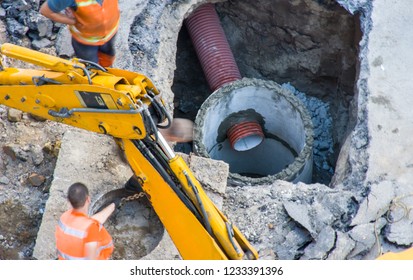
[193,77,314,186]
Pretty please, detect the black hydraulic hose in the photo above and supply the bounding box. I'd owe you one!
[73,65,92,84]
[133,139,202,222]
[145,91,172,129]
[146,94,165,122]
[142,106,159,143]
[32,75,62,86]
[225,222,241,255]
[183,170,212,235]
[154,99,172,129]
[77,58,107,72]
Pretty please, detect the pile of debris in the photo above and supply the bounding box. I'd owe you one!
[0,1,56,50]
[0,105,67,259]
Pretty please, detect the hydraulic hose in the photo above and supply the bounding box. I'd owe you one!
[133,139,202,222]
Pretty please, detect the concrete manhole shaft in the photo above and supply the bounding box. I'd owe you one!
[194,78,314,186]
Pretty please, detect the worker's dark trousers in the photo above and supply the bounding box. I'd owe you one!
[71,34,117,67]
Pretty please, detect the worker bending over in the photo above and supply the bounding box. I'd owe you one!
[55,182,115,260]
[40,0,120,67]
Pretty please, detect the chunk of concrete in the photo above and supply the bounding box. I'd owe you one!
[347,219,386,259]
[283,201,314,236]
[351,180,395,226]
[327,231,356,260]
[301,226,336,260]
[179,152,229,208]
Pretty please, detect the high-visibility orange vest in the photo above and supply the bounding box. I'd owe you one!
[55,209,114,260]
[69,0,120,46]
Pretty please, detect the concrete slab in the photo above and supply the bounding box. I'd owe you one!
[366,1,413,186]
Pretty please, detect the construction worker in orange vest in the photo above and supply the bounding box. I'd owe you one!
[55,182,115,260]
[40,0,120,67]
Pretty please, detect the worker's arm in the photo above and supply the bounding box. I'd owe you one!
[84,223,101,260]
[91,203,115,224]
[39,2,76,26]
[159,118,194,143]
[85,241,99,260]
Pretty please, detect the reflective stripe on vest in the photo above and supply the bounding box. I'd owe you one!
[76,0,99,7]
[97,240,114,256]
[57,249,88,260]
[55,211,95,260]
[56,242,114,260]
[69,0,120,45]
[69,20,119,44]
[57,219,88,239]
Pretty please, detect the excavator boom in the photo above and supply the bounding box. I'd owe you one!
[0,43,258,260]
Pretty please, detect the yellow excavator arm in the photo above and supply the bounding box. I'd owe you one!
[0,43,258,260]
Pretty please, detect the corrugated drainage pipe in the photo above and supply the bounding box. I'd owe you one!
[185,3,241,92]
[227,121,264,151]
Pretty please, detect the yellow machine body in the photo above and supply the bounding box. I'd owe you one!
[0,43,258,260]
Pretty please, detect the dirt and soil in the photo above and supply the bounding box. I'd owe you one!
[0,108,67,259]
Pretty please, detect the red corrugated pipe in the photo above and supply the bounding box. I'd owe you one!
[185,3,241,92]
[227,121,264,151]
[186,3,264,151]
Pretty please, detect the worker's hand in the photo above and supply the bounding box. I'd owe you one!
[39,2,76,26]
[113,200,122,210]
[91,202,115,224]
[64,8,75,19]
[64,8,83,28]
[108,202,115,209]
[159,118,194,143]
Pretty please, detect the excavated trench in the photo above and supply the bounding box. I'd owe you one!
[172,0,360,186]
[0,0,362,260]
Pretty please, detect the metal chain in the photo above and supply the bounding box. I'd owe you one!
[117,191,146,209]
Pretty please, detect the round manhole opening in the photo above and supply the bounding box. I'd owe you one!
[194,77,314,185]
[90,188,164,260]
